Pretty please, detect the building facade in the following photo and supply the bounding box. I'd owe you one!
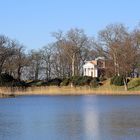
[83,57,105,77]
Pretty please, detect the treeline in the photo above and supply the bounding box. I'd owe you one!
[0,23,140,82]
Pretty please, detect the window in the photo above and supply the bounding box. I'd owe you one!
[91,71,93,77]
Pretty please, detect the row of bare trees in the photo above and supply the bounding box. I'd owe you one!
[0,35,29,80]
[99,24,140,78]
[0,23,140,81]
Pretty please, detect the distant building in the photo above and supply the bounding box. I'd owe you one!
[83,57,105,77]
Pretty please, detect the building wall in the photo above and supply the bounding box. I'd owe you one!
[83,58,105,78]
[83,63,98,77]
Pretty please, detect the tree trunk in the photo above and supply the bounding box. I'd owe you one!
[35,63,39,80]
[123,78,128,91]
[72,54,75,76]
[17,66,21,81]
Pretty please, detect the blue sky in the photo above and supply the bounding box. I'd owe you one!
[0,0,140,50]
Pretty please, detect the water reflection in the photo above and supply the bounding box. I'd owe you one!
[104,109,140,139]
[0,96,140,140]
[82,96,99,140]
[48,96,100,140]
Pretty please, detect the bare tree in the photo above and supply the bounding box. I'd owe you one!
[98,23,140,90]
[98,23,129,76]
[130,25,140,77]
[0,35,16,74]
[27,50,43,80]
[40,44,55,80]
[52,28,89,77]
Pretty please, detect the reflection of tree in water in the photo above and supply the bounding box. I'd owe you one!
[53,113,84,139]
[0,113,22,139]
[99,109,140,139]
[52,97,100,140]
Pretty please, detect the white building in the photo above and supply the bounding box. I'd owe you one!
[83,57,105,77]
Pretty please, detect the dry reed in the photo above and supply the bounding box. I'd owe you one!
[1,86,140,97]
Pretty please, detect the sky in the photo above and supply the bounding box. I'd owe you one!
[0,0,140,50]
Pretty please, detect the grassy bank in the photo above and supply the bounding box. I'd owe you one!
[1,78,140,97]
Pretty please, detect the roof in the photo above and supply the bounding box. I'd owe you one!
[95,57,105,61]
[84,60,97,65]
[90,60,97,65]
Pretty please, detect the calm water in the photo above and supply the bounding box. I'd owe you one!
[0,95,140,140]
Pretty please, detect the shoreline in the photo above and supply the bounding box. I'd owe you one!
[1,86,140,98]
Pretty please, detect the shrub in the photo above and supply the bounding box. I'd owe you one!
[111,75,124,86]
[0,73,14,82]
[99,76,107,82]
[110,75,117,85]
[0,73,15,86]
[59,76,101,87]
[70,76,80,86]
[90,77,100,88]
[61,78,70,86]
[26,80,40,86]
[34,81,43,86]
[13,81,28,87]
[81,76,93,85]
[70,76,93,86]
[48,78,62,86]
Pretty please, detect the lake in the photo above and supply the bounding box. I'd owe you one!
[0,95,140,140]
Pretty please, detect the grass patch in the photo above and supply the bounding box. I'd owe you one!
[128,78,140,90]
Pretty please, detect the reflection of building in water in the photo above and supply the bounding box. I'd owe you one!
[52,97,100,139]
[82,97,100,139]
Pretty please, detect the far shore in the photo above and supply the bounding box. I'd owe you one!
[1,86,140,98]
